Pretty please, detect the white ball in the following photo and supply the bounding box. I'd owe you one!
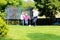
[29,25,31,27]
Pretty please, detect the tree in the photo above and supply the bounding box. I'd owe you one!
[21,1,35,10]
[0,0,7,11]
[7,0,23,6]
[34,0,60,18]
[0,0,23,12]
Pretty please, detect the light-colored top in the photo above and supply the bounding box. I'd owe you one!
[33,9,39,17]
[20,14,25,20]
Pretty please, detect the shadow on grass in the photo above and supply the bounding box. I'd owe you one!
[27,33,60,40]
[0,36,14,40]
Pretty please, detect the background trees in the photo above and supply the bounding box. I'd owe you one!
[0,0,7,11]
[0,0,23,12]
[21,0,35,10]
[34,0,60,18]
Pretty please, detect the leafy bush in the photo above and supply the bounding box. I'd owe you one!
[0,17,8,37]
[0,12,5,19]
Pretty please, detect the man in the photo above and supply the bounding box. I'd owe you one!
[32,9,39,26]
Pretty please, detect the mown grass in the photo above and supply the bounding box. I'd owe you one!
[0,25,60,40]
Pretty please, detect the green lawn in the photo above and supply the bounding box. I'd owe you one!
[0,25,60,40]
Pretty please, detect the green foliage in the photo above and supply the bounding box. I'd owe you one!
[0,12,5,19]
[0,0,7,6]
[0,0,9,37]
[7,0,23,6]
[34,0,60,18]
[0,17,8,37]
[0,0,23,11]
[0,0,7,11]
[22,1,35,9]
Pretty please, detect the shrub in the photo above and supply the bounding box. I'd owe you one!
[0,17,8,37]
[0,12,5,19]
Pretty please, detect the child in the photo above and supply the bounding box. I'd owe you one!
[24,13,29,25]
[20,12,25,26]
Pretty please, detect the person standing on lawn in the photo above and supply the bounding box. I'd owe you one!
[20,12,25,26]
[24,13,29,25]
[32,9,39,26]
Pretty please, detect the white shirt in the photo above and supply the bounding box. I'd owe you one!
[20,14,24,20]
[33,10,39,17]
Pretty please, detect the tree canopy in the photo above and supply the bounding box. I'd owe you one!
[0,0,35,12]
[34,0,60,18]
[0,0,23,11]
[21,1,35,9]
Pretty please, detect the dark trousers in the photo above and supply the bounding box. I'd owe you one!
[21,20,24,26]
[33,16,37,26]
